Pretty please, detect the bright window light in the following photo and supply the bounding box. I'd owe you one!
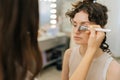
[48,0,52,1]
[51,0,56,2]
[50,3,57,8]
[43,0,47,1]
[50,9,57,13]
[50,14,57,19]
[50,20,57,24]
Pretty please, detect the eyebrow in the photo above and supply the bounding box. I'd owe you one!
[72,20,90,24]
[81,21,90,24]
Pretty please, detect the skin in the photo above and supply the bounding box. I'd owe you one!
[62,11,120,80]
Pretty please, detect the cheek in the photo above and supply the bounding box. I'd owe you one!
[83,32,90,42]
[83,35,89,42]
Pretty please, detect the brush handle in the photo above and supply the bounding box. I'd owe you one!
[93,28,111,32]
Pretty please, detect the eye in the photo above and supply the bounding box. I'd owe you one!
[72,23,77,27]
[73,24,77,27]
[71,21,77,27]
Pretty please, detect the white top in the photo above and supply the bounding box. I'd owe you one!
[69,46,113,80]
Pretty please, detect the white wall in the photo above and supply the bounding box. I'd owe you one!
[99,0,120,57]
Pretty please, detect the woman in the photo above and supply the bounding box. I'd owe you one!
[62,0,120,80]
[0,0,42,80]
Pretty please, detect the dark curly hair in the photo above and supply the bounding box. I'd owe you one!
[66,0,111,53]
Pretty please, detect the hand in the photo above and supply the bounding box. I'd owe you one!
[87,25,105,50]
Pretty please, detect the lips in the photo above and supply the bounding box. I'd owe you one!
[74,36,82,39]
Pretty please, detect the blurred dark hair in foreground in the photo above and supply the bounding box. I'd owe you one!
[0,0,42,80]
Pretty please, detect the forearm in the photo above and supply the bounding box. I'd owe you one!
[70,48,96,80]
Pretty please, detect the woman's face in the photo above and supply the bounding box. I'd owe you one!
[72,11,91,45]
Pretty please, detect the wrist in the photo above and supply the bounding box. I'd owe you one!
[85,47,97,56]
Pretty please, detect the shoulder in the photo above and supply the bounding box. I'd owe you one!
[107,59,120,80]
[109,60,120,73]
[63,48,72,59]
[63,46,80,59]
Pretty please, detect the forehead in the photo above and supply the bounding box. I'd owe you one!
[72,11,89,23]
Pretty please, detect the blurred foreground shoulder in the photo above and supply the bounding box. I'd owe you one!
[107,60,120,80]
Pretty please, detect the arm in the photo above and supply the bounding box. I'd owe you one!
[61,49,71,80]
[70,27,105,80]
[107,60,120,80]
[70,48,96,80]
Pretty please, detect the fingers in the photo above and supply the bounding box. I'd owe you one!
[89,25,105,43]
[93,25,105,40]
[89,27,96,38]
[87,25,105,49]
[97,31,105,41]
[85,24,101,34]
[89,24,101,28]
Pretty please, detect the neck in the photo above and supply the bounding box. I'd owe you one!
[79,45,103,59]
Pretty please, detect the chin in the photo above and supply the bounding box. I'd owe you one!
[75,41,87,45]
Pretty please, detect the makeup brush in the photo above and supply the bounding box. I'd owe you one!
[79,26,111,32]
